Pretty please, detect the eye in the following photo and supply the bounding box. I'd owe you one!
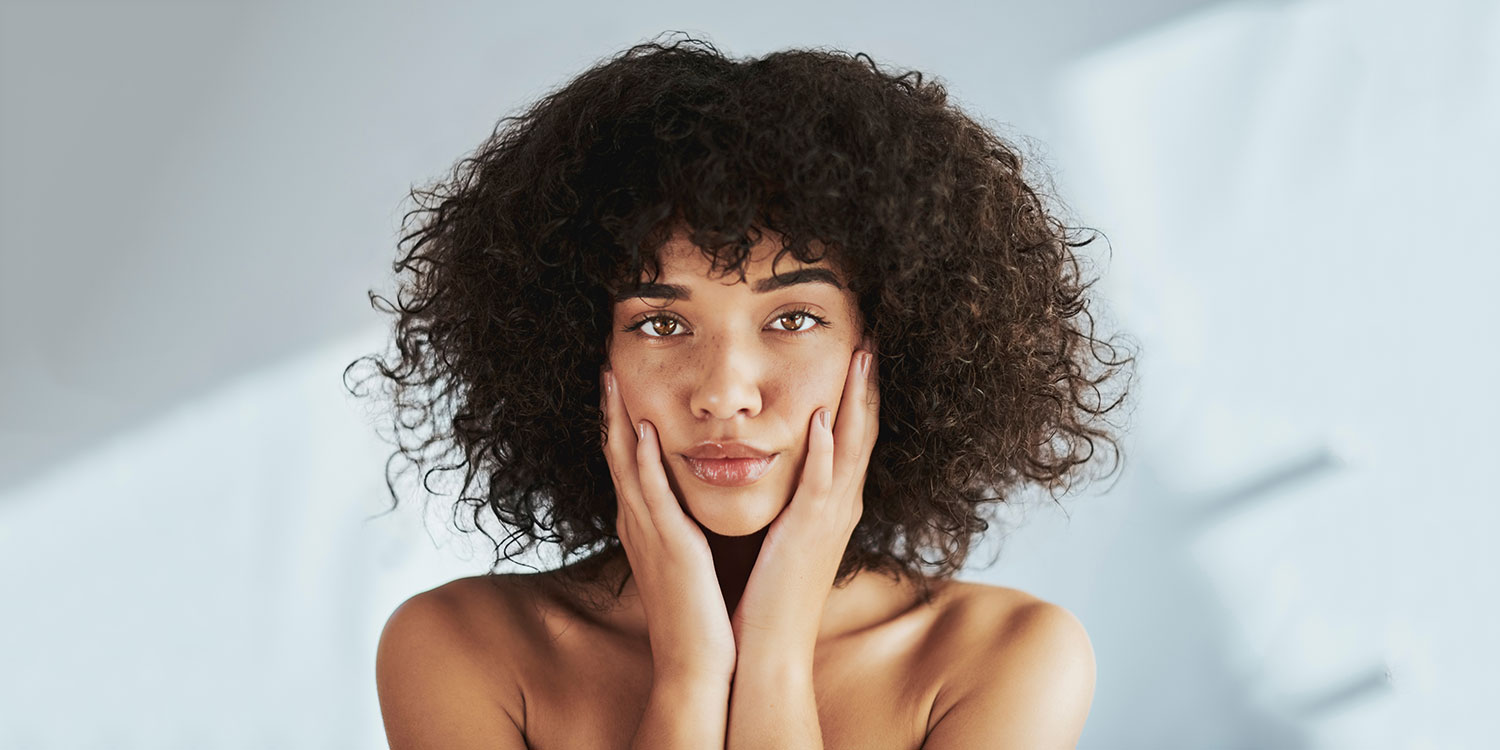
[622,313,686,338]
[770,308,829,335]
[621,307,832,340]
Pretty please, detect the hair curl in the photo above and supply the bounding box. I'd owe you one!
[346,33,1138,608]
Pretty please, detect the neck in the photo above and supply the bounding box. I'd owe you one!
[594,524,920,645]
[699,523,768,618]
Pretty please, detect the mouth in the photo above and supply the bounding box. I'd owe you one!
[682,454,779,487]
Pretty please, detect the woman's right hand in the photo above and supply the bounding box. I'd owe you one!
[600,368,737,684]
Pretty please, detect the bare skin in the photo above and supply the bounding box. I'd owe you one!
[397,557,1053,750]
[375,228,1096,748]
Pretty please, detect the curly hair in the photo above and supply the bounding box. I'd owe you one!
[346,32,1137,609]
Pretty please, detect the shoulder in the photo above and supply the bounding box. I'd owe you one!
[378,575,532,656]
[956,583,1094,672]
[375,575,533,749]
[923,582,1096,748]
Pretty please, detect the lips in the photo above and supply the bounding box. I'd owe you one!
[682,442,774,459]
[682,455,778,487]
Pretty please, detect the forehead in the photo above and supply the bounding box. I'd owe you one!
[615,229,848,303]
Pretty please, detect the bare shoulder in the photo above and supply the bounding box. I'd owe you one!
[379,574,533,658]
[948,580,1092,654]
[922,581,1096,748]
[375,575,533,750]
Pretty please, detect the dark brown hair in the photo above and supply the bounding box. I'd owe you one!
[346,33,1138,608]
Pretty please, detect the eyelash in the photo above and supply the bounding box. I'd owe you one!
[622,306,831,340]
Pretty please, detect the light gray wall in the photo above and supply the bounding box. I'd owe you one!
[4,0,1493,748]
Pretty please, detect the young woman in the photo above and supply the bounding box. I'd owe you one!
[356,34,1135,750]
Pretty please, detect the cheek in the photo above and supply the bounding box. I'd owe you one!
[785,352,854,418]
[609,348,688,426]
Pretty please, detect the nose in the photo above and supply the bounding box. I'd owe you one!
[688,334,763,421]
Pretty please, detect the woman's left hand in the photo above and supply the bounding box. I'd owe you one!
[729,343,880,663]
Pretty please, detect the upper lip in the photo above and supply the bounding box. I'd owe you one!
[682,441,776,459]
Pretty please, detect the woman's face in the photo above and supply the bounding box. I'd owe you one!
[606,228,866,537]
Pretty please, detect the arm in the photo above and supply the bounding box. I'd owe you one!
[630,670,733,750]
[375,588,528,750]
[725,642,822,750]
[922,602,1096,749]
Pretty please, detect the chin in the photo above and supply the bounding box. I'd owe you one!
[679,485,789,537]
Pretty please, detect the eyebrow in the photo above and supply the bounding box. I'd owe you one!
[614,267,844,302]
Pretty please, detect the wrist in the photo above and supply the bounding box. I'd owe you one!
[651,662,734,692]
[734,640,815,681]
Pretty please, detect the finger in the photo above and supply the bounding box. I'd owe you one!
[862,351,880,445]
[799,407,835,505]
[602,370,647,537]
[602,370,640,484]
[634,420,685,527]
[856,353,881,491]
[831,349,871,483]
[861,336,881,412]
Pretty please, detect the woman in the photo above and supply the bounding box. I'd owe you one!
[356,34,1135,749]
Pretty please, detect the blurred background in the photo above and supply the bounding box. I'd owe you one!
[2,0,1495,747]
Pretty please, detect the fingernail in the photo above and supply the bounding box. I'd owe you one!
[859,352,872,377]
[605,371,614,399]
[637,420,647,441]
[819,408,831,429]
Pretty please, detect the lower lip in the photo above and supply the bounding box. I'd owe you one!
[683,455,778,487]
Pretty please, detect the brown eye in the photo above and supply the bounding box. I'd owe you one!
[622,313,686,338]
[774,310,826,333]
